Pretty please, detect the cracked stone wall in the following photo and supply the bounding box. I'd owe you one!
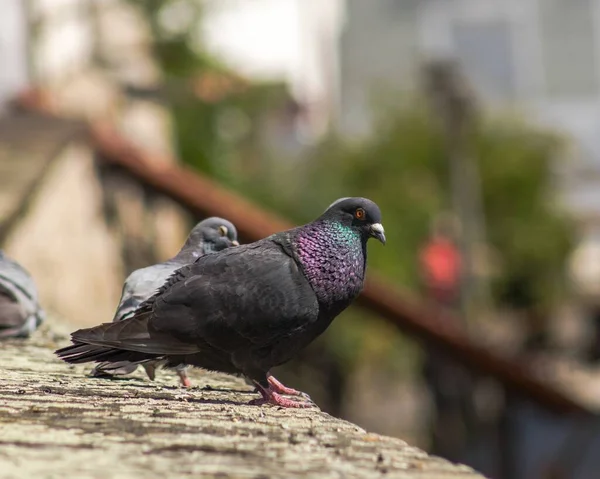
[0,319,485,479]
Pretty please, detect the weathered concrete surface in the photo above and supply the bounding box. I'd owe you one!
[0,321,485,479]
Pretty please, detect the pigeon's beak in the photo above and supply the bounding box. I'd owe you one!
[231,240,240,246]
[369,223,386,245]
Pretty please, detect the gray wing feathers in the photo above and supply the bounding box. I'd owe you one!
[113,263,182,322]
[90,360,139,377]
[0,255,45,338]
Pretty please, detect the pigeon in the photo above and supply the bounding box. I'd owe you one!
[56,197,385,408]
[0,250,45,339]
[90,217,239,386]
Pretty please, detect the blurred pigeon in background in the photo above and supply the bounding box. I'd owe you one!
[0,250,45,339]
[90,217,239,386]
[57,197,385,408]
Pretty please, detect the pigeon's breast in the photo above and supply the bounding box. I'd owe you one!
[294,225,366,309]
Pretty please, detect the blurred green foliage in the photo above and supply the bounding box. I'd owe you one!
[128,0,574,377]
[241,99,573,315]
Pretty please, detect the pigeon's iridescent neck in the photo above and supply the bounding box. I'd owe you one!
[330,222,360,245]
[294,220,366,309]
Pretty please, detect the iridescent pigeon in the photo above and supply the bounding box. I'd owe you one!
[90,217,239,386]
[56,198,385,408]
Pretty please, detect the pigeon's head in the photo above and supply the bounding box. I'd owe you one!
[322,197,385,245]
[186,217,239,254]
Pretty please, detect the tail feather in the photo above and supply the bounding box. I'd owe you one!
[90,361,140,377]
[56,342,163,365]
[55,311,200,366]
[73,314,198,355]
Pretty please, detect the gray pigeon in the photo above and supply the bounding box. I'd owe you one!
[0,250,45,339]
[90,217,239,386]
[56,198,385,408]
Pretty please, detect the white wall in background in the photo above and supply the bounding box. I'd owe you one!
[0,0,29,109]
[200,0,344,138]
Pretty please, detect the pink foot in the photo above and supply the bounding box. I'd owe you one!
[249,382,313,408]
[267,374,311,400]
[177,369,192,388]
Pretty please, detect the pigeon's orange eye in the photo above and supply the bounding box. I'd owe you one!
[218,226,228,237]
[355,208,366,220]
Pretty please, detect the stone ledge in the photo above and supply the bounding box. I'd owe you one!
[0,320,485,479]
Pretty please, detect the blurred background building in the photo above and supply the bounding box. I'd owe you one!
[4,1,600,478]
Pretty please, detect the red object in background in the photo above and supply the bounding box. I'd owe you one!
[420,238,461,304]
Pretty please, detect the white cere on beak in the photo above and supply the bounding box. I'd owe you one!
[370,223,386,244]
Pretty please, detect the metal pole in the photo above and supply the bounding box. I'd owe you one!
[423,59,491,327]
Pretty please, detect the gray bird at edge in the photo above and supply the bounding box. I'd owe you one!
[0,250,45,339]
[56,198,385,408]
[90,217,239,387]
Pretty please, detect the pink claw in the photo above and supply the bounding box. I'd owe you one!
[267,374,311,400]
[249,390,312,408]
[267,375,300,395]
[249,381,313,408]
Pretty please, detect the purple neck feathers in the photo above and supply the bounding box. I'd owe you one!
[291,220,366,309]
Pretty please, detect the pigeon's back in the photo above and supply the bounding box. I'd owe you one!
[0,252,45,338]
[113,260,184,322]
